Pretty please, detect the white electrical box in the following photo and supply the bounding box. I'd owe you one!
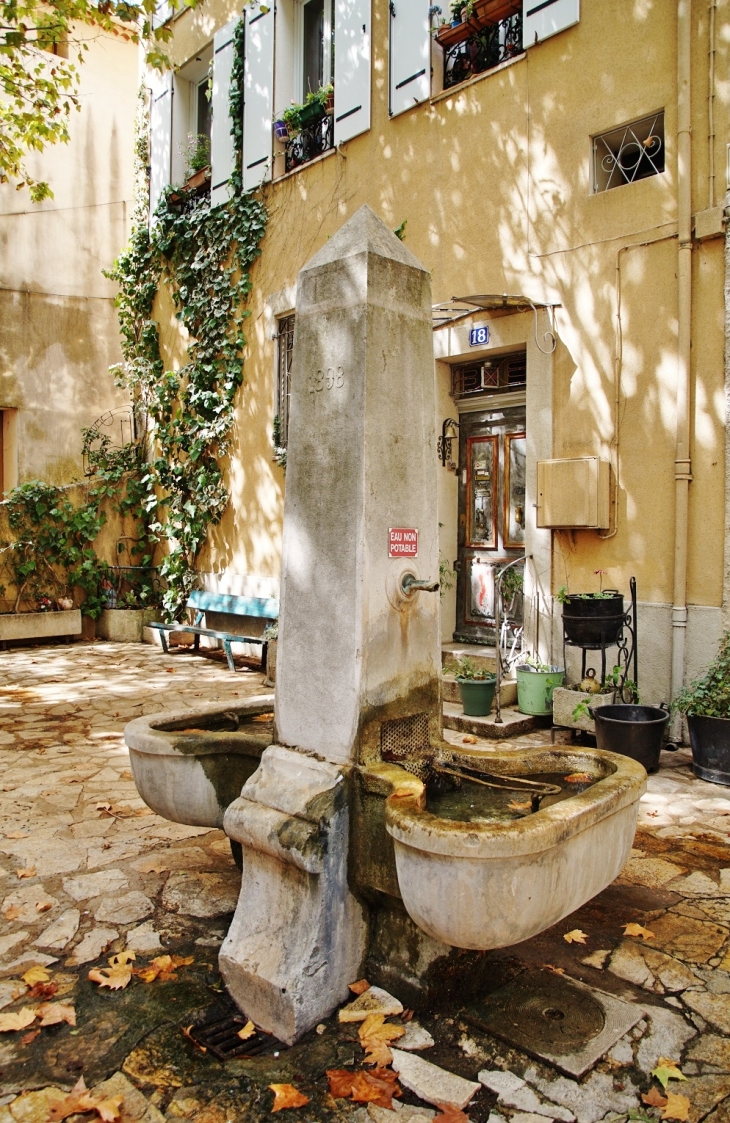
[537,457,610,529]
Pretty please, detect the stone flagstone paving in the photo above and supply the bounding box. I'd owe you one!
[0,642,729,1120]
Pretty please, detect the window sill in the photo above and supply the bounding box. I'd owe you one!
[430,49,525,105]
[272,144,337,184]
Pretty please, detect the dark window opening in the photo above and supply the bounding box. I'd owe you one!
[451,352,526,399]
[276,314,295,447]
[593,111,665,193]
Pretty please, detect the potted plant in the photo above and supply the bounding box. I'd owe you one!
[447,655,497,716]
[558,573,625,647]
[515,655,564,716]
[673,632,730,785]
[273,118,290,141]
[180,133,211,191]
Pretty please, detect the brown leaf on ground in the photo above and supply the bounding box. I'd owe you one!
[401,1009,415,1022]
[358,1013,405,1066]
[542,963,566,975]
[88,957,133,991]
[94,1097,124,1123]
[26,981,58,1000]
[181,1024,207,1053]
[36,1002,76,1027]
[3,905,20,920]
[136,953,191,983]
[563,929,588,944]
[434,1106,471,1122]
[662,1093,690,1121]
[96,803,112,812]
[22,966,50,986]
[326,1068,402,1110]
[624,923,655,940]
[5,831,29,839]
[35,901,53,913]
[0,1008,36,1032]
[166,668,175,673]
[269,1084,310,1112]
[16,866,36,879]
[643,1088,669,1108]
[348,979,370,995]
[563,773,593,783]
[462,736,478,744]
[20,1029,40,1045]
[237,1020,256,1040]
[47,1077,123,1123]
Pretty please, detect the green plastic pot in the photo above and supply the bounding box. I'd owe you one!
[457,674,496,717]
[516,666,565,716]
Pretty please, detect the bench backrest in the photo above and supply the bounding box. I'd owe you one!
[187,590,279,620]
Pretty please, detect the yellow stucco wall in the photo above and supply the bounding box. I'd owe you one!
[155,0,729,615]
[0,24,138,488]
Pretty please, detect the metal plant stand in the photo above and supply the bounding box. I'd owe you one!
[562,576,639,701]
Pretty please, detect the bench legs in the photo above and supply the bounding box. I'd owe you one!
[158,630,169,655]
[223,640,236,673]
[262,641,268,675]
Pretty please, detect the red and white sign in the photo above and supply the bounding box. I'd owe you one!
[388,528,418,558]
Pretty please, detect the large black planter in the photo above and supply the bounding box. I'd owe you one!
[687,714,730,786]
[589,704,672,773]
[562,593,625,647]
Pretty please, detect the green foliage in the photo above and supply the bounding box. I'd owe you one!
[673,632,730,718]
[272,415,287,470]
[499,562,523,604]
[106,49,267,620]
[517,654,554,672]
[438,553,455,596]
[447,655,494,681]
[280,83,332,134]
[393,220,407,241]
[182,132,211,177]
[0,0,199,201]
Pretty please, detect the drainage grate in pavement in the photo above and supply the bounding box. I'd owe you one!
[464,968,645,1077]
[186,1007,286,1062]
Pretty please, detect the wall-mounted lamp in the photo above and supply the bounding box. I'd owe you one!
[437,418,459,469]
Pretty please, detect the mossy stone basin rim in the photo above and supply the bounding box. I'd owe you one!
[385,746,646,950]
[124,694,275,829]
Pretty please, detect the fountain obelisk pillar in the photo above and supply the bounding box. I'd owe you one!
[220,205,440,1043]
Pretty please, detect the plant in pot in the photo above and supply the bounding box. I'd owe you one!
[673,632,730,785]
[558,571,625,647]
[180,133,211,190]
[447,655,496,717]
[515,655,564,716]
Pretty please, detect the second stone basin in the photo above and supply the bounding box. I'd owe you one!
[385,746,646,950]
[124,695,275,829]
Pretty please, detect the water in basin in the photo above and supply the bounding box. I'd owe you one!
[427,770,597,824]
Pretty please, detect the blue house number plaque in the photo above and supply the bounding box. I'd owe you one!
[469,325,490,346]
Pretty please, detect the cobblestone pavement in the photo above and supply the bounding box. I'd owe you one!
[0,642,729,1122]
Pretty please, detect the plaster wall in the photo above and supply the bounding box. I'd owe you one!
[0,25,137,487]
[153,0,729,677]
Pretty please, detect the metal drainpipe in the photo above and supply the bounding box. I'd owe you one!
[671,0,693,718]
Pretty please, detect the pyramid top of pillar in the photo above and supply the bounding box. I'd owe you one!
[302,204,428,275]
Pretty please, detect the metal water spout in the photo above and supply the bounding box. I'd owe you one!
[400,573,439,595]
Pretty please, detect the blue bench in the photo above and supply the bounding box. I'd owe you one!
[149,591,278,673]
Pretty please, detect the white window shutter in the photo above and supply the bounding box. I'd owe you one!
[522,0,579,47]
[149,71,173,221]
[211,20,238,208]
[242,5,274,191]
[389,0,429,118]
[152,1,173,29]
[334,0,371,145]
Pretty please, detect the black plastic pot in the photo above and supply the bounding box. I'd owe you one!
[589,703,673,774]
[687,714,730,786]
[562,592,625,647]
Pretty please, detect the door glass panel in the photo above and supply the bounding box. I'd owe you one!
[504,433,526,547]
[466,436,497,548]
[469,558,495,621]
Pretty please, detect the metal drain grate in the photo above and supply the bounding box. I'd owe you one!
[381,713,432,778]
[464,968,645,1077]
[186,1007,285,1062]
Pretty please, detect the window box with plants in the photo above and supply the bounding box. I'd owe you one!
[275,85,334,140]
[673,632,730,786]
[447,656,497,717]
[169,134,211,204]
[435,0,520,48]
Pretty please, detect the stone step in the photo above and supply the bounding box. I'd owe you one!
[442,673,517,708]
[442,701,539,739]
[441,642,497,674]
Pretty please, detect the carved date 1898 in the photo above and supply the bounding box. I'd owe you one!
[308,366,345,394]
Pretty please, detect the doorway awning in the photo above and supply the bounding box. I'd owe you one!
[432,294,561,354]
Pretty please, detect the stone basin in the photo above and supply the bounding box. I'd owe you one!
[124,695,275,829]
[385,746,646,950]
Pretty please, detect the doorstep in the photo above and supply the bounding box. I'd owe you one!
[442,701,538,739]
[441,643,497,673]
[442,672,517,708]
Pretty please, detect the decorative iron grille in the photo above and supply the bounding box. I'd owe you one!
[451,352,526,398]
[276,314,295,447]
[284,113,334,173]
[443,12,522,91]
[593,112,665,193]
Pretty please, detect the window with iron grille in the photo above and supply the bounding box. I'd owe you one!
[451,353,526,399]
[275,314,295,448]
[592,111,665,194]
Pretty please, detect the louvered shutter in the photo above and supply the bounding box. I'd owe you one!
[389,0,429,118]
[242,5,274,191]
[211,20,238,207]
[334,0,371,145]
[522,0,579,47]
[149,71,173,222]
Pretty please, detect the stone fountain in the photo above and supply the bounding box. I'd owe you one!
[126,205,646,1047]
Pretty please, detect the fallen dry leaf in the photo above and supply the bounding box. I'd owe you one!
[542,963,566,976]
[624,923,655,941]
[4,905,20,921]
[95,803,111,812]
[181,1024,207,1054]
[20,1029,40,1045]
[434,1106,471,1122]
[563,772,593,783]
[35,900,53,913]
[16,866,36,880]
[88,955,133,991]
[26,981,58,1000]
[237,1020,256,1040]
[563,929,588,944]
[358,1014,405,1066]
[643,1087,669,1108]
[662,1093,691,1121]
[269,1084,310,1112]
[37,1002,76,1027]
[326,1067,401,1110]
[461,735,478,744]
[0,1008,36,1032]
[47,1077,123,1123]
[348,979,370,996]
[401,1009,414,1022]
[22,966,50,986]
[136,953,192,984]
[4,831,29,839]
[507,799,531,812]
[166,667,175,673]
[652,1059,687,1090]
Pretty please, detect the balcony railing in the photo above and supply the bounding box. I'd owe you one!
[284,112,334,174]
[437,4,522,91]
